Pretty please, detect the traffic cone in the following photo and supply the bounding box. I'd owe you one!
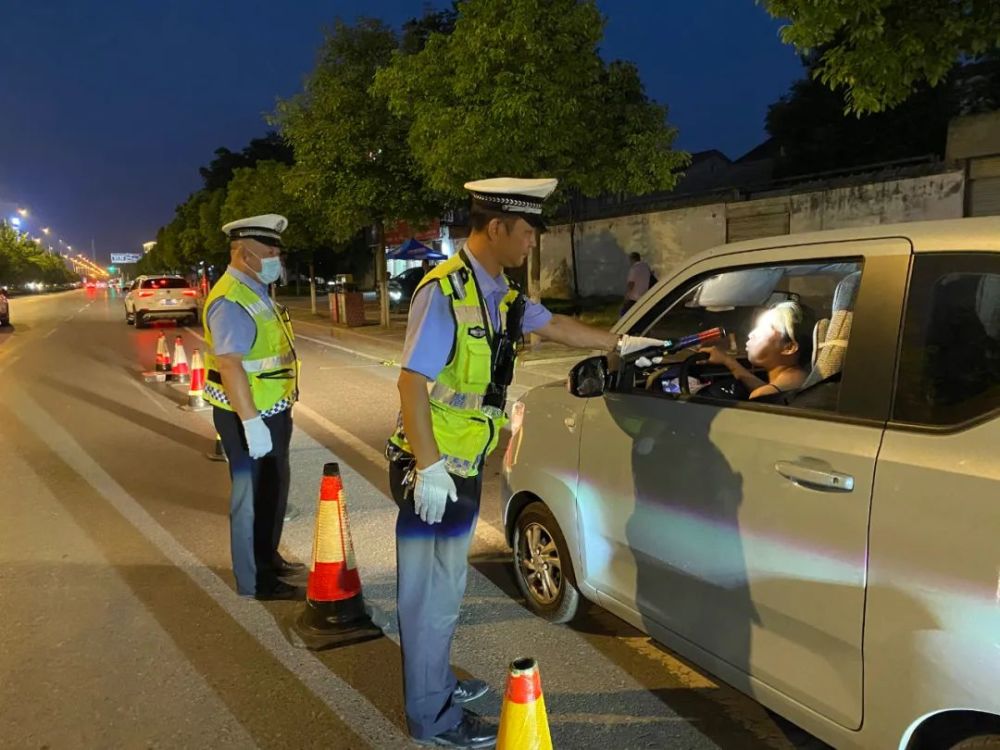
[181,349,206,410]
[171,336,190,385]
[155,333,171,374]
[206,433,227,462]
[292,463,383,650]
[497,658,552,750]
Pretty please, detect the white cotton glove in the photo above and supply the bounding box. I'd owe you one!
[241,415,273,459]
[618,335,669,357]
[414,458,459,525]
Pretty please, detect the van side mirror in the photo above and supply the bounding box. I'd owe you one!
[568,355,609,398]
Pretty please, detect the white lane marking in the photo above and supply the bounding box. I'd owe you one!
[128,378,169,414]
[317,363,390,371]
[294,402,386,467]
[43,328,57,339]
[295,334,386,364]
[12,390,408,750]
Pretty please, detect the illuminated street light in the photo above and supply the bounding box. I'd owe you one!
[42,227,51,235]
[17,208,28,218]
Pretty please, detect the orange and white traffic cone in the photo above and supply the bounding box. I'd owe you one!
[181,349,207,410]
[155,332,171,374]
[292,463,383,650]
[171,336,190,385]
[497,658,552,750]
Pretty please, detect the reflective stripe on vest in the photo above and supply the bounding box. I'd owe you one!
[242,351,297,373]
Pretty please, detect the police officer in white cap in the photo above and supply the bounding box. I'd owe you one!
[203,214,305,600]
[386,178,664,747]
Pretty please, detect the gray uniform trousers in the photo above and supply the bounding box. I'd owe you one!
[214,407,292,596]
[389,458,483,740]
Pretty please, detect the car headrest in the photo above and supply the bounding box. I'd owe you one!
[801,271,862,389]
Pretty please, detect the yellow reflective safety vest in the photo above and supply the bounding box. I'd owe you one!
[389,252,519,478]
[203,271,299,416]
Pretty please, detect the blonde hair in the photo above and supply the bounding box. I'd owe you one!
[769,300,815,365]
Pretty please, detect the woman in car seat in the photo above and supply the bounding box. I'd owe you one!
[699,300,816,401]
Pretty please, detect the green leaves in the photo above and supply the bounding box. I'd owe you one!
[760,0,1000,113]
[0,221,78,285]
[275,18,437,242]
[373,0,686,202]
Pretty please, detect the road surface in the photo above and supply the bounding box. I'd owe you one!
[0,289,826,749]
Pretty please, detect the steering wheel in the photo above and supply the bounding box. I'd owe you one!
[677,351,710,395]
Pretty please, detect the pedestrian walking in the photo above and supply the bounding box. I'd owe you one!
[621,251,653,316]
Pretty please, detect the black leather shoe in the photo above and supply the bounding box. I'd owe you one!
[452,679,490,705]
[254,580,302,601]
[413,710,497,749]
[273,556,307,577]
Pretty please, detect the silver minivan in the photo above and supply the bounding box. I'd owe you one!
[502,217,1000,750]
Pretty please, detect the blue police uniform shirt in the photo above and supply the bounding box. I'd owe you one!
[205,267,271,356]
[401,247,553,381]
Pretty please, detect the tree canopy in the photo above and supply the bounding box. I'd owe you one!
[760,0,1000,113]
[373,0,687,201]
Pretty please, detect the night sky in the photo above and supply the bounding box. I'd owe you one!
[0,1,802,262]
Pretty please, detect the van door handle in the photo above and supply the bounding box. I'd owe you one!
[775,461,854,492]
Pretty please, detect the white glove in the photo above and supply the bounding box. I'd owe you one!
[618,335,668,357]
[241,415,273,459]
[413,458,459,525]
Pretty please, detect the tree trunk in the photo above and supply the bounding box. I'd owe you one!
[309,261,317,315]
[375,221,390,327]
[295,259,301,296]
[529,230,542,302]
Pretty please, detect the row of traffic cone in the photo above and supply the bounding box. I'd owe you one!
[291,464,552,748]
[146,333,207,411]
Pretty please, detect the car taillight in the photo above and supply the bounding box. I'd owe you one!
[182,290,197,297]
[138,291,155,298]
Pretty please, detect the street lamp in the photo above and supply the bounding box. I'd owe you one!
[17,208,28,218]
[42,227,50,235]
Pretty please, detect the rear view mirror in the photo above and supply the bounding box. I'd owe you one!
[568,356,609,398]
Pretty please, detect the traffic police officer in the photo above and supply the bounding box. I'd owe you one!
[387,178,665,747]
[204,213,304,600]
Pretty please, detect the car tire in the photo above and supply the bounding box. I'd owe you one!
[0,318,8,327]
[950,736,1000,749]
[125,307,134,325]
[134,312,146,329]
[513,502,580,624]
[187,311,199,327]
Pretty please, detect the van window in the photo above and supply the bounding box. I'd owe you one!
[894,253,1000,426]
[629,260,863,412]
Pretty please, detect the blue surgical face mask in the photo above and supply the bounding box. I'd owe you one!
[251,250,282,285]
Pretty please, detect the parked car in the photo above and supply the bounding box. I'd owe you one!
[503,217,1000,750]
[0,287,9,326]
[388,266,429,310]
[124,275,200,328]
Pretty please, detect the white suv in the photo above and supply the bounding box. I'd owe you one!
[124,275,200,328]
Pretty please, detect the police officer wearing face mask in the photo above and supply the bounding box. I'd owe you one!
[387,179,665,748]
[203,214,305,600]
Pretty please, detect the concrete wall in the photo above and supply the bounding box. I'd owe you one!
[541,170,965,299]
[540,203,726,298]
[947,112,1000,160]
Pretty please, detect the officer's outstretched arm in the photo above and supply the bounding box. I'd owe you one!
[534,314,618,351]
[216,353,260,421]
[397,369,441,470]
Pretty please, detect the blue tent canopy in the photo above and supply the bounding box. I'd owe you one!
[386,238,446,261]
